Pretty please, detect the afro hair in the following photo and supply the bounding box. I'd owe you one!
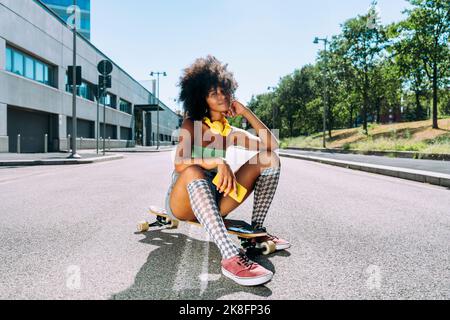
[178,55,238,120]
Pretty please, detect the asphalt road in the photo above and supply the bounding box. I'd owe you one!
[283,149,450,175]
[0,149,449,300]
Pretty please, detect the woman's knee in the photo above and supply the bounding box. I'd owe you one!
[256,151,281,169]
[180,165,206,182]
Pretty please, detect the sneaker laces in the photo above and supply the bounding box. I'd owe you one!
[237,252,254,268]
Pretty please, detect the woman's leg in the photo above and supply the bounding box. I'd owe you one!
[219,151,281,221]
[168,164,274,286]
[169,165,205,222]
[169,165,240,259]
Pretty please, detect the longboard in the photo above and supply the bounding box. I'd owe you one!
[137,206,277,255]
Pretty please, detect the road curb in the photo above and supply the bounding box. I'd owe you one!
[279,152,450,188]
[105,148,175,153]
[0,154,124,167]
[284,147,450,161]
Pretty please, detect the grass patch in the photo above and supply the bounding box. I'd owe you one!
[350,137,428,152]
[282,135,325,149]
[281,118,450,154]
[421,135,450,154]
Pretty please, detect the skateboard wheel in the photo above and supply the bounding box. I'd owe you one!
[168,219,179,229]
[261,241,276,255]
[137,221,150,232]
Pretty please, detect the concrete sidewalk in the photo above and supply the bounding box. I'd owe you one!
[0,146,178,167]
[0,146,176,167]
[279,149,450,188]
[102,146,175,153]
[0,151,123,167]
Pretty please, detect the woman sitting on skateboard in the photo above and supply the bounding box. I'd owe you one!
[165,55,290,286]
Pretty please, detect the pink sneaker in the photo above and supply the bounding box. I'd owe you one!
[256,230,291,251]
[221,252,273,286]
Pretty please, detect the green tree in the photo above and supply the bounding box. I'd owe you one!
[277,65,319,137]
[340,2,388,134]
[327,35,360,129]
[370,59,403,123]
[399,0,450,128]
[388,22,429,120]
[247,93,277,131]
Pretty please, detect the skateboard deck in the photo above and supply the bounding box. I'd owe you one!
[137,206,277,255]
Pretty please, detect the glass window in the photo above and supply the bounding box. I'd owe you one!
[44,65,49,85]
[13,51,24,76]
[7,46,55,87]
[81,19,90,30]
[101,94,110,106]
[78,82,85,98]
[25,56,35,79]
[102,93,116,108]
[110,94,117,108]
[6,47,12,72]
[80,82,94,101]
[65,74,70,92]
[119,99,132,114]
[35,62,44,83]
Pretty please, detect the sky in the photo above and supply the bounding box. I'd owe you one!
[90,0,411,112]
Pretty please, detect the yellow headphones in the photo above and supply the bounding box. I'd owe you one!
[203,117,232,137]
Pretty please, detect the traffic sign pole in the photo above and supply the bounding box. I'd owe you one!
[97,60,113,156]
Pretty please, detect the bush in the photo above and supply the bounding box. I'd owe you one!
[279,141,288,149]
[342,143,351,151]
[404,129,412,139]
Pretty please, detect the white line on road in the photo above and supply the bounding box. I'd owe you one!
[172,224,211,295]
[199,234,211,296]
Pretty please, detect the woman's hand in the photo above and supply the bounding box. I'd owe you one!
[222,100,248,118]
[216,161,238,198]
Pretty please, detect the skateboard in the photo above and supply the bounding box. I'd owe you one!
[137,206,277,255]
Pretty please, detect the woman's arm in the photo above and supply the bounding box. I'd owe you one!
[226,101,279,152]
[175,158,227,174]
[174,118,228,173]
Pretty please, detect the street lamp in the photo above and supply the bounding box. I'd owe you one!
[267,86,277,130]
[313,36,329,149]
[150,71,167,150]
[69,0,80,159]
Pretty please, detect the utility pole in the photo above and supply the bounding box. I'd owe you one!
[69,0,80,158]
[314,36,329,149]
[150,71,167,150]
[96,89,99,155]
[267,86,277,130]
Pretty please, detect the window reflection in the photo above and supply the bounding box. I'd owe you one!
[6,46,55,87]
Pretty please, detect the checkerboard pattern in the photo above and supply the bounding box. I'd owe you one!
[252,167,281,229]
[187,179,240,259]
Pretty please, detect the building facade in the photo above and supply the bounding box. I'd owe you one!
[41,0,91,40]
[0,0,180,153]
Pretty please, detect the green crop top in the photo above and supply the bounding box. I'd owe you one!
[192,145,226,159]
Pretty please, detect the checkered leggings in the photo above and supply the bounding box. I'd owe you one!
[251,167,281,229]
[187,179,240,260]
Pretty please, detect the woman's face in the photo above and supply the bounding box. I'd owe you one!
[206,87,231,114]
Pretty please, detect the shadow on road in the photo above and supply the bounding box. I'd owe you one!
[110,229,278,300]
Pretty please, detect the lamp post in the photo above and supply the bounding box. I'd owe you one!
[150,71,167,150]
[69,0,80,158]
[267,86,277,130]
[313,36,329,149]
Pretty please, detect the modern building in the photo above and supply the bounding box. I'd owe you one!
[41,0,91,40]
[0,0,181,153]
